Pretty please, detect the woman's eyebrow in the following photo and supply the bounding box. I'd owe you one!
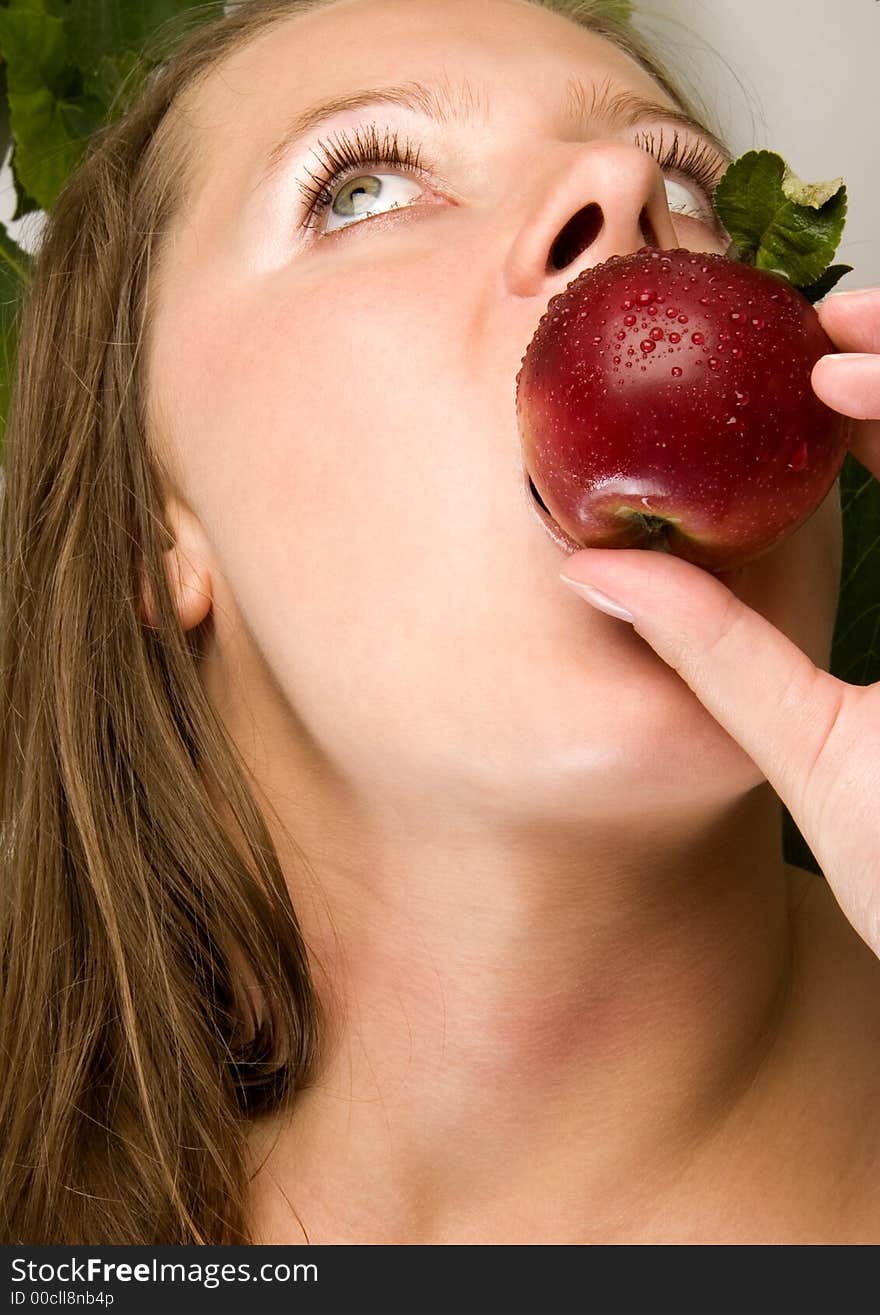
[253,75,729,192]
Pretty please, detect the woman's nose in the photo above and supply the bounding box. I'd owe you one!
[504,141,680,300]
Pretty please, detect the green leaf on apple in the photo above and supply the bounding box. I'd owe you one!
[714,150,847,293]
[796,263,853,304]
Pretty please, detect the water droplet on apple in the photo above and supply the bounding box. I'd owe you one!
[734,390,749,406]
[708,357,720,369]
[731,346,742,357]
[751,317,765,329]
[593,335,602,344]
[678,315,688,324]
[640,339,657,353]
[613,355,621,364]
[624,314,637,326]
[616,331,626,341]
[788,441,809,471]
[637,290,656,304]
[691,332,705,345]
[671,367,683,377]
[649,327,664,340]
[699,297,712,305]
[666,307,678,318]
[729,311,744,322]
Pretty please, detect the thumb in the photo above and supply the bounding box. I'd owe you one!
[559,547,846,823]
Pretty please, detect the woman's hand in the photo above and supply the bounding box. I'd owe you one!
[558,285,880,956]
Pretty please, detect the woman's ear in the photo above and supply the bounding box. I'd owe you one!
[140,494,214,631]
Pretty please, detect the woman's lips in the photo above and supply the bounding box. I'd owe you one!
[525,474,582,555]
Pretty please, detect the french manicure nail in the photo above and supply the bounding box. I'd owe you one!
[559,577,635,623]
[826,286,880,299]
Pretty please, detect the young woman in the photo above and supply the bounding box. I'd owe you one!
[2,0,878,1244]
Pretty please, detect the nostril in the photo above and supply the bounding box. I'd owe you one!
[547,203,603,271]
[639,206,658,248]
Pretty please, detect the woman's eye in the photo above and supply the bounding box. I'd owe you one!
[324,172,423,233]
[663,177,711,223]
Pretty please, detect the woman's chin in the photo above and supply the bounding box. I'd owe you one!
[423,648,767,827]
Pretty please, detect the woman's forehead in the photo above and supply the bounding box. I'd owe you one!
[177,0,671,183]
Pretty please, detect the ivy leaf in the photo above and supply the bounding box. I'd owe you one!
[0,0,89,211]
[9,140,42,219]
[831,451,880,687]
[0,222,31,459]
[82,47,144,111]
[0,60,11,165]
[64,0,215,80]
[715,150,847,290]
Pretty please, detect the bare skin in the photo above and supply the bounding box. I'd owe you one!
[143,0,880,1243]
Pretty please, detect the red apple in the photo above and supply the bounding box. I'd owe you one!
[516,247,849,572]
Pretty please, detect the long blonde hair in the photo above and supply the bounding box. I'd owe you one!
[0,0,717,1243]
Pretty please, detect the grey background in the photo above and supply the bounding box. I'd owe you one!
[0,0,876,286]
[635,0,877,287]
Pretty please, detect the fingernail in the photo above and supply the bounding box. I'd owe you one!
[560,576,635,623]
[826,286,880,300]
[819,352,876,365]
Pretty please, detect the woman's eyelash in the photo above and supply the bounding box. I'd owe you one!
[634,127,728,205]
[296,122,728,235]
[297,125,430,232]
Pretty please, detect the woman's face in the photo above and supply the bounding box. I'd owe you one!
[148,0,841,827]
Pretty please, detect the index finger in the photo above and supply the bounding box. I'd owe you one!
[816,286,880,353]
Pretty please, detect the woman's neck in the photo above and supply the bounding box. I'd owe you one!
[245,781,810,1242]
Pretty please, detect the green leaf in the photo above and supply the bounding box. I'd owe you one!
[0,60,11,165]
[0,0,69,96]
[5,85,87,210]
[0,0,88,210]
[9,139,43,219]
[830,451,880,687]
[0,222,31,459]
[797,263,853,305]
[63,0,214,79]
[783,453,880,876]
[714,150,847,290]
[82,47,144,112]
